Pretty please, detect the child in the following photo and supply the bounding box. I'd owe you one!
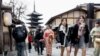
[90,20,100,56]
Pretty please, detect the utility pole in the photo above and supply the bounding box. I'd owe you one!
[0,0,3,54]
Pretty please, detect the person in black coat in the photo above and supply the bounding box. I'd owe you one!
[12,24,27,56]
[58,19,71,56]
[72,16,89,56]
[34,27,44,55]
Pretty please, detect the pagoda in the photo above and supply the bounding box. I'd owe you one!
[27,1,43,29]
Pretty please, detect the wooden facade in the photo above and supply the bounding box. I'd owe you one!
[46,7,87,29]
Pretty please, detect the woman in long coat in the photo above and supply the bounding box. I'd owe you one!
[43,25,54,56]
[72,16,89,56]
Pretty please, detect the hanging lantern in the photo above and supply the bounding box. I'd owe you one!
[3,12,12,26]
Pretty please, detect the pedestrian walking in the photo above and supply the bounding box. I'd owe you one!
[34,26,44,55]
[43,25,54,56]
[58,19,71,56]
[72,16,89,56]
[12,24,28,56]
[90,19,100,56]
[28,33,33,53]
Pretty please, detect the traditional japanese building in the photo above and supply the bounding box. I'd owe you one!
[27,2,43,30]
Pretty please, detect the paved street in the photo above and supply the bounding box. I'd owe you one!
[0,42,95,56]
[29,47,94,56]
[1,46,94,56]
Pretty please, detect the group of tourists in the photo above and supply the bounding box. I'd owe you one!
[56,16,89,56]
[42,15,100,56]
[11,15,100,56]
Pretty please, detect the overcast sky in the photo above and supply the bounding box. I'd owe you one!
[2,0,100,26]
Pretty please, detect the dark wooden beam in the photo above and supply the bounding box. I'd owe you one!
[0,0,3,54]
[62,17,79,19]
[1,6,12,10]
[94,4,100,6]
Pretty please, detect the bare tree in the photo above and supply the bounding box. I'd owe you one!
[9,0,27,20]
[16,2,26,19]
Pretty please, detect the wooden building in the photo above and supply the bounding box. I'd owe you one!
[46,3,100,29]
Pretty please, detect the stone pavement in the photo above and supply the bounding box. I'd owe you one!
[3,46,94,56]
[29,47,94,56]
[0,37,94,56]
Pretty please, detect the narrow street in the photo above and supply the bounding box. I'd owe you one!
[4,44,94,56]
[29,47,94,56]
[1,0,100,56]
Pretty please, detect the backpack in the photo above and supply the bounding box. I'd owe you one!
[12,26,27,42]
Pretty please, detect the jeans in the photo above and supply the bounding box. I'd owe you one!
[36,41,44,55]
[16,42,26,56]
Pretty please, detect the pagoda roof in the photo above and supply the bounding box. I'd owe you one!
[28,11,42,16]
[27,18,42,20]
[28,0,43,16]
[27,22,43,24]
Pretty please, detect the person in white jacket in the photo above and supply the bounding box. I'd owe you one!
[90,20,100,56]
